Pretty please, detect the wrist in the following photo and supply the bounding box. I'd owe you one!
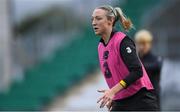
[111,83,123,95]
[111,87,117,95]
[119,80,127,88]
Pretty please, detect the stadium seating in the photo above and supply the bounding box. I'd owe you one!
[0,0,162,110]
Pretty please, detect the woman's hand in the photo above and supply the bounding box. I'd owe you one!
[97,83,124,109]
[106,98,113,111]
[97,89,115,109]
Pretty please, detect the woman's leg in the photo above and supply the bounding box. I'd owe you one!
[135,90,159,111]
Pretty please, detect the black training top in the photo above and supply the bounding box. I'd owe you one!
[140,51,162,94]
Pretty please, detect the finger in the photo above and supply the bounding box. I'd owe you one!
[97,97,103,103]
[108,102,113,111]
[100,98,109,108]
[97,89,106,93]
[106,100,112,109]
[106,102,110,109]
[109,100,113,111]
[97,95,105,103]
[109,106,113,111]
[109,105,112,111]
[105,99,112,110]
[100,97,110,108]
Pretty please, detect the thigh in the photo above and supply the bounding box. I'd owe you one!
[110,101,128,111]
[135,91,159,111]
[111,89,159,111]
[110,98,137,111]
[111,100,140,111]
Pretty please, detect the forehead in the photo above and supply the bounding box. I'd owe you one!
[92,8,107,17]
[136,39,151,44]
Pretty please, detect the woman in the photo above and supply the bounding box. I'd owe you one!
[91,5,159,111]
[135,30,163,108]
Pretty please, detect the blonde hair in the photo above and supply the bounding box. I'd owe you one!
[135,29,153,42]
[97,5,134,31]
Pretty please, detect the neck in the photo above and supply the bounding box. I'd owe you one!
[101,28,113,44]
[139,51,151,58]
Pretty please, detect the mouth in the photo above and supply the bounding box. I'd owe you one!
[93,27,99,32]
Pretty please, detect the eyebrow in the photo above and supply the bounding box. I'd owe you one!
[92,15,102,18]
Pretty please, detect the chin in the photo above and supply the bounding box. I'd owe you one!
[94,32,100,36]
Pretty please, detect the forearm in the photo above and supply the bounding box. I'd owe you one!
[123,67,143,87]
[111,81,124,95]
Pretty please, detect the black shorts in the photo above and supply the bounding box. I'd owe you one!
[111,88,159,111]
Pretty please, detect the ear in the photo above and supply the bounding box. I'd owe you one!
[108,17,115,26]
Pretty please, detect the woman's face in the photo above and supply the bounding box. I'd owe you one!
[92,9,113,36]
[136,40,152,56]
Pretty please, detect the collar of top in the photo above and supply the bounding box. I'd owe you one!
[99,28,118,46]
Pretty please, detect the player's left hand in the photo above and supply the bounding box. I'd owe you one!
[97,89,115,108]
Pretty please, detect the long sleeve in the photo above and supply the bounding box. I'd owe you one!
[120,36,143,87]
[142,56,163,74]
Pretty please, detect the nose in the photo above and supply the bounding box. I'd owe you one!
[139,45,145,50]
[92,19,97,26]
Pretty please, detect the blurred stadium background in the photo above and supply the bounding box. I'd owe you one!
[0,0,180,111]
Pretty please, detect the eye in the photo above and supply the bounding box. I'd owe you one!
[96,17,102,20]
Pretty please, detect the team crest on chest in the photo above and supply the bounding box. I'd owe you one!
[126,47,132,53]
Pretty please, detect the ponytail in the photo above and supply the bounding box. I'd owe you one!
[114,7,134,31]
[97,5,134,31]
